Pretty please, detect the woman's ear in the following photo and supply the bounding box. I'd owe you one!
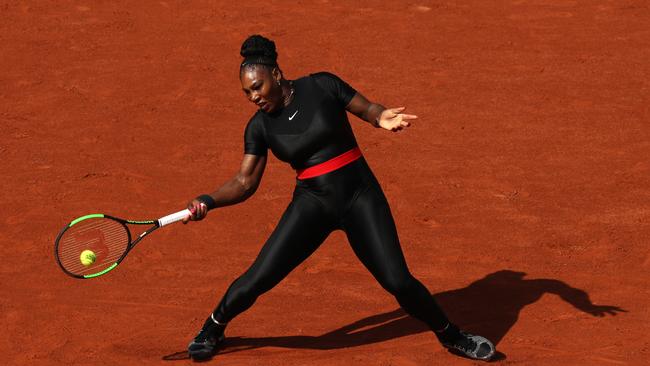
[272,67,283,84]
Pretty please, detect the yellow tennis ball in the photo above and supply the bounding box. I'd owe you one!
[80,250,96,266]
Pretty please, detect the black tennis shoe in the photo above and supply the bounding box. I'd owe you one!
[187,320,225,361]
[441,331,495,361]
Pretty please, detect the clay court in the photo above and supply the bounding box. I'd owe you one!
[2,1,648,365]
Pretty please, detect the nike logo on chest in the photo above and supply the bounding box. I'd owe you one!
[288,110,299,120]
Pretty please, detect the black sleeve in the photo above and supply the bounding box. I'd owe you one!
[311,72,357,107]
[243,112,268,156]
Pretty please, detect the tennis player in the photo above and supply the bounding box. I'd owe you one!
[183,34,495,362]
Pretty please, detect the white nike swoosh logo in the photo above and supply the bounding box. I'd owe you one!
[288,110,299,120]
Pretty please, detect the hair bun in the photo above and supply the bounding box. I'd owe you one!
[240,35,277,62]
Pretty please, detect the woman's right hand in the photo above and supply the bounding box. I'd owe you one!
[182,199,209,224]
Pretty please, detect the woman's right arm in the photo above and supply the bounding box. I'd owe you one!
[183,153,267,223]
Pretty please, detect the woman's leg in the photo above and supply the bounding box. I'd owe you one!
[189,191,334,360]
[214,192,334,322]
[342,185,450,331]
[342,185,495,360]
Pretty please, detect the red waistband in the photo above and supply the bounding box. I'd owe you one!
[296,147,362,180]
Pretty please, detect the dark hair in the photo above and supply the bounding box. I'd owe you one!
[240,34,278,69]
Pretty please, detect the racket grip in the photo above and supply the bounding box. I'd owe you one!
[158,209,192,227]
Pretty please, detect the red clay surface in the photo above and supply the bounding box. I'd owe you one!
[2,1,648,365]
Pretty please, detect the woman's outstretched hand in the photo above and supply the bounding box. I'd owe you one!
[377,107,418,132]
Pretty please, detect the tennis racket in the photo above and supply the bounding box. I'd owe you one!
[54,209,191,279]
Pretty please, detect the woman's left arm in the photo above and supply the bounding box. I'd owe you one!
[346,93,418,132]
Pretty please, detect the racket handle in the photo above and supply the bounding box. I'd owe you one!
[158,209,192,227]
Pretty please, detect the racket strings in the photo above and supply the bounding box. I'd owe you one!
[57,218,129,276]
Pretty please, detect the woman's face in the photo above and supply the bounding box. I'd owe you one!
[240,66,283,113]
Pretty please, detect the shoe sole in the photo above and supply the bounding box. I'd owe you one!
[188,335,225,362]
[188,349,216,362]
[445,345,494,361]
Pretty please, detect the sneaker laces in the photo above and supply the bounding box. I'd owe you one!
[193,328,211,343]
[455,332,478,353]
[445,331,495,360]
[194,323,224,343]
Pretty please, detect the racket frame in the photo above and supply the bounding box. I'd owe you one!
[55,209,189,279]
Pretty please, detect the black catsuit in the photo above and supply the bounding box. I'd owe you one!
[212,72,449,331]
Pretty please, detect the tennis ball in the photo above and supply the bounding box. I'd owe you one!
[80,249,96,266]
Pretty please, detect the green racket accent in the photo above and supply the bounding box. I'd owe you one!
[126,220,156,224]
[83,263,118,278]
[69,214,104,227]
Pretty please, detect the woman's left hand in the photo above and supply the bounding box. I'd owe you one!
[377,107,418,132]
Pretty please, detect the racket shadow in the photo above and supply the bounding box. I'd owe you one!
[162,269,624,360]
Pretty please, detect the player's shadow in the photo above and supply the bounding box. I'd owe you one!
[163,270,624,360]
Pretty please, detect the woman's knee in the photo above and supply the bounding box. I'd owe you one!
[380,272,419,297]
[234,273,277,300]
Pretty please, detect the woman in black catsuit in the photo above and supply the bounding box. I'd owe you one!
[183,35,495,362]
